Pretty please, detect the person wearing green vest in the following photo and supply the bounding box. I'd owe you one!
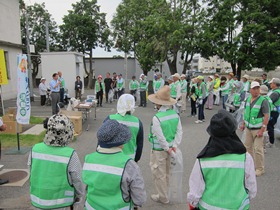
[240,81,269,177]
[117,74,125,98]
[129,76,139,101]
[105,94,144,162]
[232,81,245,110]
[267,78,280,146]
[205,76,214,110]
[58,71,66,103]
[95,75,105,107]
[213,73,221,105]
[139,74,148,107]
[180,74,188,113]
[195,76,207,124]
[82,119,146,210]
[171,73,182,114]
[242,74,251,93]
[262,73,270,89]
[148,85,183,204]
[29,114,84,209]
[220,72,235,109]
[153,72,165,94]
[188,109,257,210]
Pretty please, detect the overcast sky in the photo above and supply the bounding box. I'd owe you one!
[26,0,123,57]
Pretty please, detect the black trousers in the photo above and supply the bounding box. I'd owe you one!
[118,89,124,98]
[41,95,46,106]
[267,111,279,144]
[130,90,137,101]
[140,91,146,107]
[191,99,196,116]
[96,90,103,105]
[60,88,65,103]
[105,88,110,102]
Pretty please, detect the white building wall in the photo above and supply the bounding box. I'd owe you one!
[0,0,22,100]
[40,52,84,98]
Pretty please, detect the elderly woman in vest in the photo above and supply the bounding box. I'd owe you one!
[148,85,183,204]
[188,109,257,210]
[28,114,84,210]
[82,119,146,209]
[104,94,144,162]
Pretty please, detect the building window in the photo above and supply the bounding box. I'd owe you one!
[4,51,11,80]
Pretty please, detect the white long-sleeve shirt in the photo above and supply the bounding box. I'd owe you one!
[39,82,48,96]
[151,106,183,151]
[187,152,257,207]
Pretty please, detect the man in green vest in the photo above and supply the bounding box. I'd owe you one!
[188,109,256,210]
[105,94,144,162]
[29,114,84,209]
[139,74,148,107]
[83,119,146,210]
[148,85,183,204]
[117,73,125,98]
[213,73,221,105]
[262,73,269,89]
[267,78,280,147]
[129,76,139,101]
[195,76,207,124]
[220,72,235,109]
[180,74,188,113]
[58,71,66,103]
[240,81,269,177]
[95,75,105,107]
[171,73,182,114]
[153,72,165,94]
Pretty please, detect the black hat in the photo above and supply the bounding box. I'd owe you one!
[207,109,237,137]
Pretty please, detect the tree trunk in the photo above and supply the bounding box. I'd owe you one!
[231,62,237,76]
[143,69,148,75]
[87,51,93,89]
[182,52,193,74]
[83,55,89,76]
[166,50,178,75]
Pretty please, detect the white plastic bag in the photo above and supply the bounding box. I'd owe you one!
[108,89,114,103]
[241,130,246,143]
[169,148,183,204]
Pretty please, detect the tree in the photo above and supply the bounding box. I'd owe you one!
[20,1,61,87]
[60,0,111,88]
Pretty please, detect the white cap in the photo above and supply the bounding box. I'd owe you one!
[260,85,268,94]
[173,73,180,79]
[269,78,280,85]
[40,77,46,81]
[250,81,260,89]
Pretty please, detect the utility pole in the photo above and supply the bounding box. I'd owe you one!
[26,13,34,102]
[45,21,50,52]
[124,52,128,80]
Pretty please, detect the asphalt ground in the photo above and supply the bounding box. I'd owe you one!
[0,89,280,209]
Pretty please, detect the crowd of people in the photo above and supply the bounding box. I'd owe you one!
[30,70,280,209]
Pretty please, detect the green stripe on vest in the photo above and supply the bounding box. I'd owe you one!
[109,114,140,159]
[199,153,249,210]
[83,152,132,210]
[30,142,74,209]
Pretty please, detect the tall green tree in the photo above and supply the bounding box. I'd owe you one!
[60,0,111,88]
[20,0,61,87]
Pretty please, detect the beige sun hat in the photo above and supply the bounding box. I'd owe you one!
[260,85,268,95]
[173,73,181,79]
[242,74,250,80]
[148,85,176,105]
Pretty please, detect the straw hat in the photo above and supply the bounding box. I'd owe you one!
[173,73,180,79]
[242,74,250,80]
[148,85,176,105]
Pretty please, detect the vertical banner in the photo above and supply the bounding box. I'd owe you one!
[16,54,31,124]
[0,49,9,85]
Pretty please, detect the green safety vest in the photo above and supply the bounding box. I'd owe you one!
[129,80,138,90]
[244,95,265,129]
[223,79,234,94]
[271,89,280,112]
[117,80,124,89]
[83,151,132,210]
[59,77,65,88]
[170,81,180,98]
[95,81,105,92]
[233,91,243,107]
[109,114,140,159]
[154,78,163,92]
[243,81,250,92]
[199,153,249,210]
[181,80,187,93]
[30,143,75,209]
[198,82,207,98]
[149,109,179,151]
[139,80,147,91]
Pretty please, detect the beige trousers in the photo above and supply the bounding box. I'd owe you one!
[244,128,264,172]
[150,150,170,203]
[181,92,187,111]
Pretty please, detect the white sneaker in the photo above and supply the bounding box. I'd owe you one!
[195,120,202,124]
[266,142,274,148]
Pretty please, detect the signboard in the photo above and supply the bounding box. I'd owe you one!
[16,54,31,124]
[0,49,8,85]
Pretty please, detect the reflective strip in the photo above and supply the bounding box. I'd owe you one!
[64,190,74,196]
[159,114,178,122]
[129,154,136,159]
[151,141,173,149]
[32,152,69,164]
[253,105,261,109]
[116,120,139,128]
[83,163,123,176]
[199,200,230,210]
[200,160,244,169]
[31,194,73,207]
[239,197,250,210]
[85,200,130,210]
[244,121,263,128]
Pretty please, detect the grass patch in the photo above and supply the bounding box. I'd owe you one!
[29,116,45,124]
[0,131,46,148]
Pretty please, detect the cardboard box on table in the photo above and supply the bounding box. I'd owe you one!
[60,110,82,135]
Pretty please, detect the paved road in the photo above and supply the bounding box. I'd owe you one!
[1,90,280,209]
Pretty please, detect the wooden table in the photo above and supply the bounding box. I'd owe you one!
[75,101,96,131]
